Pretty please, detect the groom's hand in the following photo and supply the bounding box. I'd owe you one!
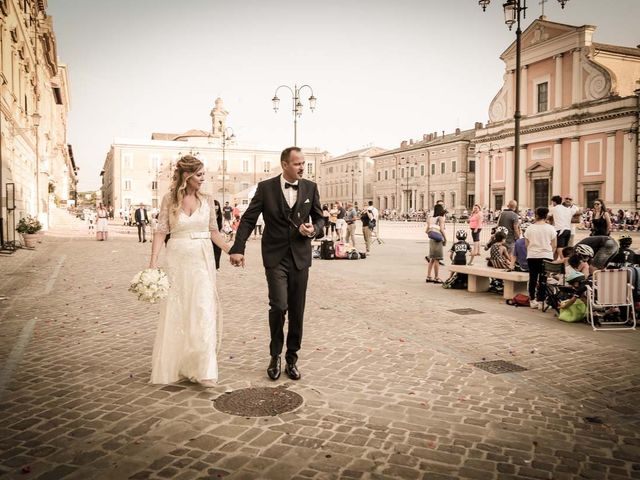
[299,223,315,237]
[230,253,245,268]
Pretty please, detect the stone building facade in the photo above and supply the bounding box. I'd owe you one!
[318,146,385,208]
[101,99,327,213]
[371,130,477,215]
[474,18,640,212]
[0,0,76,244]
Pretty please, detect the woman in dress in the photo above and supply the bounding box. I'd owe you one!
[96,203,109,241]
[590,199,611,236]
[468,204,483,265]
[148,155,230,387]
[426,202,447,284]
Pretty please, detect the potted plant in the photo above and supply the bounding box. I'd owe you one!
[17,215,43,248]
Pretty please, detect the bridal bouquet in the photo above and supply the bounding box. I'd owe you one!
[129,268,170,303]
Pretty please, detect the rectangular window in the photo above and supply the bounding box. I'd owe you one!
[420,165,425,176]
[469,160,476,173]
[401,168,405,178]
[440,162,445,174]
[123,179,132,191]
[451,161,457,173]
[537,82,548,112]
[263,160,271,173]
[410,167,414,177]
[122,153,133,169]
[307,163,313,175]
[431,163,435,175]
[151,181,158,190]
[242,160,249,173]
[384,170,388,180]
[392,170,395,179]
[377,171,381,181]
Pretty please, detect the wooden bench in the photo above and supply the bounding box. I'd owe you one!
[448,265,529,299]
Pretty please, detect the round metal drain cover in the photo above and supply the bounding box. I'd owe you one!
[213,386,303,417]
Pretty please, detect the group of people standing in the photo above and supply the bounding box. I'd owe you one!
[321,201,379,254]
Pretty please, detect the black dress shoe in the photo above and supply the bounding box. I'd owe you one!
[285,363,301,381]
[267,356,281,380]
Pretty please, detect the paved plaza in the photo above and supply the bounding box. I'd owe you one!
[1,213,639,480]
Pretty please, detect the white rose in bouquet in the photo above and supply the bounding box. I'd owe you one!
[129,268,170,303]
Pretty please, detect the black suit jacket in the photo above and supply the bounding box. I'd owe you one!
[135,208,148,224]
[230,175,324,269]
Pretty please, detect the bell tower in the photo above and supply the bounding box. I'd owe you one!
[210,97,228,137]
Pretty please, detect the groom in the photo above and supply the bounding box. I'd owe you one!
[229,147,324,381]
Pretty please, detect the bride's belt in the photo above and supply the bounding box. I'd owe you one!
[170,231,211,240]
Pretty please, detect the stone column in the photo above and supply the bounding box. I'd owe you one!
[520,65,528,116]
[518,146,527,208]
[623,131,634,204]
[553,140,563,195]
[554,54,563,109]
[605,132,616,203]
[570,138,580,200]
[505,148,515,201]
[572,48,582,105]
[484,155,490,210]
[474,153,481,205]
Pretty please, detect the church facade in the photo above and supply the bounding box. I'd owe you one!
[473,18,640,212]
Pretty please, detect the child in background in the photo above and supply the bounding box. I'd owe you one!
[558,271,588,323]
[450,229,472,266]
[489,231,511,269]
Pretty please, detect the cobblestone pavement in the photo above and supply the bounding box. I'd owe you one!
[1,212,639,480]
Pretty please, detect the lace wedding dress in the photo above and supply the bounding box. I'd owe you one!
[150,194,222,384]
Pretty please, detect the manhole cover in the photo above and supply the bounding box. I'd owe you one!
[449,308,484,315]
[213,386,303,417]
[472,360,527,374]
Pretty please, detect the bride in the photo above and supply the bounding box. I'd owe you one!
[149,155,230,387]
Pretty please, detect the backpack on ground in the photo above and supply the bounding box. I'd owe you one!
[334,241,348,259]
[442,272,467,289]
[506,293,530,307]
[320,240,335,260]
[347,250,359,260]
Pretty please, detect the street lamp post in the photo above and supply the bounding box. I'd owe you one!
[272,84,317,146]
[479,0,570,204]
[219,121,235,206]
[350,166,361,206]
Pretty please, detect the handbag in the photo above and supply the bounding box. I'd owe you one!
[428,230,444,242]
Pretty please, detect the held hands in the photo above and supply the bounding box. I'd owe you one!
[230,253,245,268]
[299,223,315,237]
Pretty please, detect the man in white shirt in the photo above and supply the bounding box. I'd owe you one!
[548,195,578,261]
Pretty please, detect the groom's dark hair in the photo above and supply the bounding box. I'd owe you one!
[281,146,301,164]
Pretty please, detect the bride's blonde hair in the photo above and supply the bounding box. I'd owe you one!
[168,155,205,227]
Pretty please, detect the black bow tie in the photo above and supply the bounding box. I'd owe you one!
[285,183,299,190]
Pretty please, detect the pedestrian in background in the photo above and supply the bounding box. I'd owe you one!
[135,203,149,243]
[590,199,611,236]
[360,207,372,254]
[96,203,109,241]
[345,202,357,247]
[328,204,338,239]
[525,207,557,309]
[468,204,483,265]
[335,201,346,242]
[426,201,446,284]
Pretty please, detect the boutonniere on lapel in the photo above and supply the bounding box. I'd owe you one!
[304,199,310,204]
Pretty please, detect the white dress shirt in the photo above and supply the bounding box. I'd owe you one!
[280,175,299,208]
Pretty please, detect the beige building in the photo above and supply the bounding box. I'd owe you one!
[0,0,76,245]
[318,146,385,208]
[371,129,477,215]
[101,99,327,213]
[474,18,640,212]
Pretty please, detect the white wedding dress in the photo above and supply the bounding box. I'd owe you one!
[150,194,222,384]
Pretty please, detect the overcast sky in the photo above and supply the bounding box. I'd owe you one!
[48,0,640,190]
